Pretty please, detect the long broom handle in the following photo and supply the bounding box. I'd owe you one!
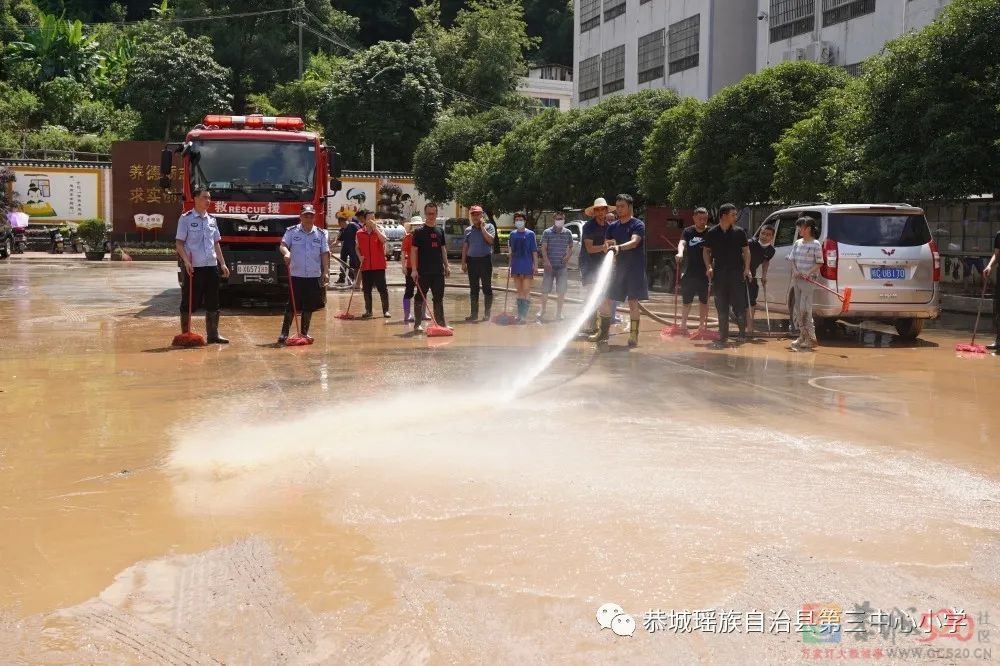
[187,253,194,320]
[801,275,846,301]
[287,270,302,335]
[971,277,987,346]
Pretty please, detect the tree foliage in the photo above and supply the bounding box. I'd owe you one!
[671,61,848,207]
[538,88,680,207]
[412,106,525,202]
[637,97,703,204]
[174,0,358,113]
[414,0,538,111]
[318,40,443,172]
[120,27,231,140]
[849,0,1000,200]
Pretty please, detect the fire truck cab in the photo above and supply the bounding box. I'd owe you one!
[161,114,342,300]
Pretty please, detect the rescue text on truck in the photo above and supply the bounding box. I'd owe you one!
[159,114,343,296]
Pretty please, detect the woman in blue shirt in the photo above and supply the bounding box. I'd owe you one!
[507,212,538,324]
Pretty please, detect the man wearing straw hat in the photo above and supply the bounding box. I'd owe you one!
[589,194,647,347]
[461,204,496,321]
[578,197,613,334]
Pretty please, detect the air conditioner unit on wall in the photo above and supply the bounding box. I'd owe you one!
[804,41,838,65]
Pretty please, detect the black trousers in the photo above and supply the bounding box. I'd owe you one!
[362,269,389,314]
[713,269,746,340]
[466,255,493,313]
[180,266,220,313]
[415,273,446,325]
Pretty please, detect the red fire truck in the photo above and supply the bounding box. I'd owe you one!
[159,114,342,297]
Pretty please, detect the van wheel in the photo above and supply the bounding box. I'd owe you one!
[894,318,924,340]
[0,237,11,259]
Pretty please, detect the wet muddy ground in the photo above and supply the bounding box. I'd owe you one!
[1,257,999,664]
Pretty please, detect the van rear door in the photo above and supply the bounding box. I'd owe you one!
[828,211,935,305]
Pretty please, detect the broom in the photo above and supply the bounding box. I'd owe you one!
[491,268,516,325]
[172,257,206,347]
[660,260,687,337]
[956,278,988,354]
[802,275,853,313]
[284,276,312,346]
[413,278,453,337]
[335,258,362,320]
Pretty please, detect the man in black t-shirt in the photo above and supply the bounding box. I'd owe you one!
[409,201,451,332]
[703,203,751,346]
[982,230,1000,352]
[677,207,710,334]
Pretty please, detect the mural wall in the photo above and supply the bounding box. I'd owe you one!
[8,165,109,224]
[327,173,459,225]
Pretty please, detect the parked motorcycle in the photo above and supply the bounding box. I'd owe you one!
[49,229,64,254]
[12,228,26,254]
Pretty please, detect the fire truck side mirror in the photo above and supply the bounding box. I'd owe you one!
[330,178,343,194]
[159,148,173,180]
[328,150,342,179]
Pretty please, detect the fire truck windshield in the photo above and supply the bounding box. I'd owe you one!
[189,139,317,202]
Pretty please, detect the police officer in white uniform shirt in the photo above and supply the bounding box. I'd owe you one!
[174,187,231,343]
[278,204,330,344]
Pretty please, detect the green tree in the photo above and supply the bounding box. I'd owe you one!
[7,11,102,84]
[539,88,680,207]
[413,106,525,202]
[174,0,358,113]
[637,97,703,203]
[268,52,343,129]
[524,0,572,66]
[120,27,231,140]
[414,0,538,110]
[849,0,1000,200]
[670,61,848,207]
[449,108,566,213]
[317,40,443,171]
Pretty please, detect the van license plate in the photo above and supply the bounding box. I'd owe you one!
[237,263,269,275]
[870,267,906,280]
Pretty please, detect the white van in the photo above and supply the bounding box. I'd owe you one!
[758,204,941,340]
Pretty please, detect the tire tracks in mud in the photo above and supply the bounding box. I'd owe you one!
[78,602,223,666]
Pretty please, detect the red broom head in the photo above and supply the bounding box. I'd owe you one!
[661,325,689,337]
[841,287,853,313]
[172,332,206,347]
[285,334,313,346]
[491,312,516,326]
[426,324,454,337]
[334,312,357,320]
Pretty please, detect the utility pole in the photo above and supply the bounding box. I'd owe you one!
[297,1,304,79]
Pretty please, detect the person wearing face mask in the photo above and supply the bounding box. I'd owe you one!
[507,212,538,324]
[537,211,574,322]
[745,224,776,336]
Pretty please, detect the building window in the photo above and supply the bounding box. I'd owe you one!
[640,0,653,4]
[579,55,601,101]
[637,29,665,84]
[604,0,626,21]
[843,62,864,77]
[822,0,876,26]
[602,45,625,94]
[580,0,600,32]
[769,0,815,42]
[538,98,561,108]
[668,15,700,74]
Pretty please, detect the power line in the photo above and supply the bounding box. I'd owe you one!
[24,6,296,30]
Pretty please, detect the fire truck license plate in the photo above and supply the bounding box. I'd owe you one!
[236,264,269,275]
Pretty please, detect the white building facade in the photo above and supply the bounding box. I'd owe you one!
[573,0,953,108]
[757,0,952,74]
[518,64,574,111]
[572,0,758,107]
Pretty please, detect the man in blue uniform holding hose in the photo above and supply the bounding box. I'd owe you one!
[589,194,647,348]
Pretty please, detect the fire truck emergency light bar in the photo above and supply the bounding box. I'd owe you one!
[203,115,305,130]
